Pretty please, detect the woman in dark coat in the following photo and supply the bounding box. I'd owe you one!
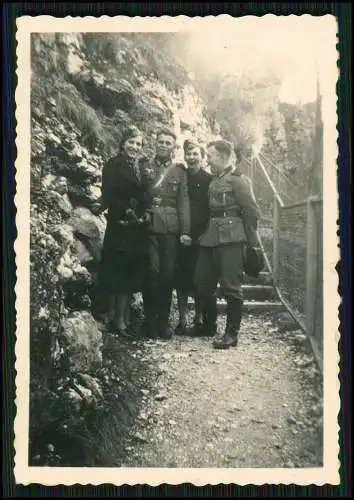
[93,125,150,337]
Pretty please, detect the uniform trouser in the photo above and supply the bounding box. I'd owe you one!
[194,243,245,301]
[143,233,178,331]
[194,244,245,332]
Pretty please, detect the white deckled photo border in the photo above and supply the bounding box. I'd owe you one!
[14,14,340,486]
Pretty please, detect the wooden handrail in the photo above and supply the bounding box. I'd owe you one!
[251,155,284,207]
[248,152,323,370]
[258,151,300,193]
[247,155,323,211]
[282,197,323,210]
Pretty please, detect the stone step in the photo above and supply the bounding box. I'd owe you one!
[240,284,278,301]
[218,300,285,314]
[187,298,285,314]
[244,271,274,286]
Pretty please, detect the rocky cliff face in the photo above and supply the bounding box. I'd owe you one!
[29,32,216,463]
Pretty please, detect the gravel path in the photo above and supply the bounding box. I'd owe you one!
[118,305,323,468]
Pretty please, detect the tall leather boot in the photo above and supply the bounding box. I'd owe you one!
[196,295,217,337]
[213,297,242,349]
[157,288,173,339]
[142,291,158,339]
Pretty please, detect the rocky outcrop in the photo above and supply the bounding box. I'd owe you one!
[61,311,103,373]
[29,32,218,465]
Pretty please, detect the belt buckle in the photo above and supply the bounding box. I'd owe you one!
[152,196,162,207]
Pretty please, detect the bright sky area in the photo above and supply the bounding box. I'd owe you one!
[185,15,338,105]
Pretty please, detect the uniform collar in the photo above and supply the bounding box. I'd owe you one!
[217,165,234,179]
[188,166,202,176]
[155,156,172,169]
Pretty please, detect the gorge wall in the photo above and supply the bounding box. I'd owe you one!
[29,32,218,465]
[28,32,317,465]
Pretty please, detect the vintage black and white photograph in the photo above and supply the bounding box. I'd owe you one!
[14,15,339,485]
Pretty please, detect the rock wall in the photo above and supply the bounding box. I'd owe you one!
[30,32,217,462]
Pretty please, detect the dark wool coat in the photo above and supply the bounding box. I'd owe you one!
[97,153,151,294]
[186,167,213,243]
[100,153,150,255]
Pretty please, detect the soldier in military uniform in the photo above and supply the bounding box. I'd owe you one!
[194,139,262,349]
[141,128,191,339]
[174,139,213,336]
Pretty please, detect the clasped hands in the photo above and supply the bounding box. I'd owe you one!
[180,234,192,246]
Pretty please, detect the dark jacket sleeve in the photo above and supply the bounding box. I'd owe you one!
[176,166,191,235]
[101,160,115,211]
[100,158,128,219]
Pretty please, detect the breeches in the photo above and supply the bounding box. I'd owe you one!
[143,233,179,320]
[194,244,245,301]
[146,234,178,291]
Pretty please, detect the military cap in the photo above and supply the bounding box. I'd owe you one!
[207,139,233,156]
[183,138,206,157]
[156,127,177,141]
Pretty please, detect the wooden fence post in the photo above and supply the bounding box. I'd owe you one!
[272,194,280,286]
[305,196,318,339]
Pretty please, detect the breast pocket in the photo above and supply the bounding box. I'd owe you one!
[217,218,245,244]
[211,186,233,207]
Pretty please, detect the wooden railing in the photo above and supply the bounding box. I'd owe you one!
[245,154,323,372]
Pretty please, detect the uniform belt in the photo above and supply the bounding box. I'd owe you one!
[210,208,242,218]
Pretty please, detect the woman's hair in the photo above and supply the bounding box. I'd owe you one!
[119,125,144,152]
[156,127,177,142]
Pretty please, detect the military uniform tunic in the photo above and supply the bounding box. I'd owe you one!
[140,156,191,334]
[195,166,261,301]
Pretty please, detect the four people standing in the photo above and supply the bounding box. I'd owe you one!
[94,126,262,349]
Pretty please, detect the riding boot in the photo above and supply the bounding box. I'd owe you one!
[213,297,242,349]
[142,291,158,339]
[199,296,217,337]
[156,288,173,339]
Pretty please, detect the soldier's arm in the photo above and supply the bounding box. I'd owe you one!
[177,168,191,236]
[229,174,262,224]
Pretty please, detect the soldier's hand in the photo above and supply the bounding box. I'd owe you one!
[180,234,192,246]
[143,212,151,224]
[173,160,188,170]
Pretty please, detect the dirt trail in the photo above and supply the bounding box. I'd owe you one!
[117,306,323,468]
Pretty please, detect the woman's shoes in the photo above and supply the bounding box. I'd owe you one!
[106,320,135,339]
[106,320,118,333]
[116,327,134,339]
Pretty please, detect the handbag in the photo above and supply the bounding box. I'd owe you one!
[243,245,265,278]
